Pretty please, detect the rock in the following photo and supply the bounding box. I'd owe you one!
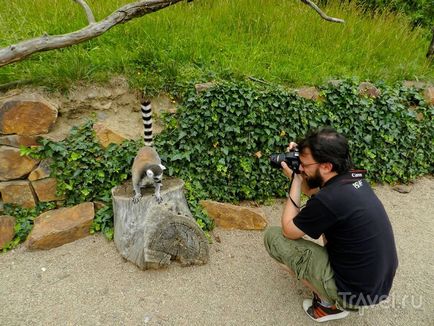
[0,215,16,249]
[25,202,95,250]
[0,135,41,147]
[212,232,222,243]
[93,201,107,213]
[296,87,321,101]
[424,86,434,106]
[200,200,267,230]
[403,81,426,89]
[392,184,413,194]
[195,82,215,93]
[358,82,381,98]
[0,146,39,181]
[31,178,64,202]
[0,180,37,208]
[28,159,52,181]
[93,122,128,148]
[0,97,58,135]
[328,79,343,87]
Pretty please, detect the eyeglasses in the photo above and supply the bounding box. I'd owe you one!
[300,162,321,169]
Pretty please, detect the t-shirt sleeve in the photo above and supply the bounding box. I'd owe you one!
[293,197,337,239]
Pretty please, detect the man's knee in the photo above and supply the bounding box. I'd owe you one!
[263,226,284,255]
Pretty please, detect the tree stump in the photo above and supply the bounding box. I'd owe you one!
[112,177,209,270]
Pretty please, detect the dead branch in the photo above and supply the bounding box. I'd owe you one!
[0,0,184,68]
[0,0,345,68]
[300,0,345,23]
[74,0,96,24]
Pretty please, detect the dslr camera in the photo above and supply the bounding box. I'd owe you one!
[269,148,300,174]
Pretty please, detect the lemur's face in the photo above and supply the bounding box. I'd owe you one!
[146,165,165,183]
[153,172,163,184]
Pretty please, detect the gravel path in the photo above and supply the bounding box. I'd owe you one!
[1,177,433,326]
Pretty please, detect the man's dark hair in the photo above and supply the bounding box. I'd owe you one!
[298,126,353,174]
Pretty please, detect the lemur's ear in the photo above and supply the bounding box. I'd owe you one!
[146,169,154,178]
[159,164,166,170]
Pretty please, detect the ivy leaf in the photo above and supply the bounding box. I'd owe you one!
[172,153,184,161]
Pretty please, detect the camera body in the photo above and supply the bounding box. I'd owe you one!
[269,149,300,174]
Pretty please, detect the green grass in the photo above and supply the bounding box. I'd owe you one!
[0,0,432,92]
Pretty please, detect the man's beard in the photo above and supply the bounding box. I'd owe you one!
[304,169,324,189]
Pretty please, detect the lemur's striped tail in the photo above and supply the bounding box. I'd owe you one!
[141,100,153,146]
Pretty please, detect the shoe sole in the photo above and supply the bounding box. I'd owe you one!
[302,299,350,323]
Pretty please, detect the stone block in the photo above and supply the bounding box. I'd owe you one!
[26,202,95,250]
[0,215,15,248]
[424,86,434,106]
[31,177,64,202]
[0,97,58,135]
[358,82,381,98]
[0,146,39,181]
[28,159,52,181]
[0,135,41,147]
[200,200,267,230]
[0,180,37,208]
[93,122,128,148]
[296,87,321,101]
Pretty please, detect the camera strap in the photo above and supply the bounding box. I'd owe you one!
[288,171,302,210]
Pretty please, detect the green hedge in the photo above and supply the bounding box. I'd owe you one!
[320,0,434,29]
[355,0,434,28]
[156,80,433,205]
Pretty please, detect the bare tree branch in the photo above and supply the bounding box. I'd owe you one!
[0,0,184,67]
[74,0,96,24]
[300,0,345,23]
[0,0,345,68]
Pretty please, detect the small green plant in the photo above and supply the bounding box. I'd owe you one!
[2,202,57,252]
[22,120,142,241]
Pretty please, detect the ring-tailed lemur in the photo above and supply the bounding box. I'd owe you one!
[131,100,166,204]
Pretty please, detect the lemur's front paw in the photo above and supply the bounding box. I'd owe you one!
[155,195,163,204]
[132,194,142,204]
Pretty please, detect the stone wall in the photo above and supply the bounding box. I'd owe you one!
[0,78,147,249]
[0,96,60,208]
[0,77,178,210]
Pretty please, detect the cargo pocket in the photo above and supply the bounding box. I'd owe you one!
[292,247,313,281]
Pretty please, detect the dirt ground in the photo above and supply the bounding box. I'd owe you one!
[0,176,433,325]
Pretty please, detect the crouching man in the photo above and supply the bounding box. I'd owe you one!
[264,126,398,322]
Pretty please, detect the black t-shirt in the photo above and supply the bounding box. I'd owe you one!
[293,173,398,306]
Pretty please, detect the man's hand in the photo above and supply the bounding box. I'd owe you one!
[281,161,303,183]
[284,141,319,197]
[281,141,303,183]
[286,141,298,152]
